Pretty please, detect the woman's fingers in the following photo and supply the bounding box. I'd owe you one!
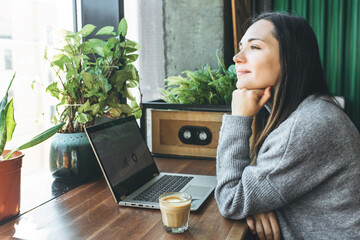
[246,216,256,234]
[260,215,274,240]
[268,212,281,240]
[255,215,266,240]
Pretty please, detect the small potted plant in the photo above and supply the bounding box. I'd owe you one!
[143,52,236,159]
[44,18,142,182]
[0,73,64,222]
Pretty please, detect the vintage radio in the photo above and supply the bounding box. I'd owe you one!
[151,109,229,159]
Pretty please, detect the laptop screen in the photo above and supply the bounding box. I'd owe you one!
[85,116,159,201]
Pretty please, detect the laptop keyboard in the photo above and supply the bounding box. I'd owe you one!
[133,175,194,203]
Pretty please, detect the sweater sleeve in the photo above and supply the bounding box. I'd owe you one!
[215,115,286,219]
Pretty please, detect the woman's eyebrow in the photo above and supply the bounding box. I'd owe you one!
[239,38,265,47]
[248,37,264,42]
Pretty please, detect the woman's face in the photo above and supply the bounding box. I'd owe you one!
[233,19,281,90]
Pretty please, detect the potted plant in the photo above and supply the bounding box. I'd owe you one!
[0,73,64,221]
[44,18,142,182]
[142,52,236,159]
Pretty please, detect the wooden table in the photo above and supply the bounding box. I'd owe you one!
[0,157,248,240]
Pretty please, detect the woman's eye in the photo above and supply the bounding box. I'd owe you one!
[250,45,260,50]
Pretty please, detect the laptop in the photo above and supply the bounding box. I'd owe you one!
[84,115,217,211]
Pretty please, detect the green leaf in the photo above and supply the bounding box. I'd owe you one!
[46,82,60,100]
[125,88,135,101]
[109,107,121,117]
[52,53,71,63]
[78,100,91,113]
[119,104,132,114]
[96,26,115,36]
[88,38,107,47]
[126,79,138,88]
[5,99,16,142]
[216,49,226,74]
[81,72,95,88]
[0,109,7,156]
[0,72,15,111]
[133,108,142,119]
[4,122,65,160]
[0,73,15,156]
[126,54,138,63]
[130,99,139,108]
[118,18,128,37]
[77,113,90,124]
[78,24,96,37]
[110,68,135,92]
[125,39,141,53]
[44,46,48,60]
[63,29,75,37]
[90,103,100,115]
[88,39,106,57]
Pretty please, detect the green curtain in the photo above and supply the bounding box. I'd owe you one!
[273,0,360,130]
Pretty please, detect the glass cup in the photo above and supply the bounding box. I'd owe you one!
[159,192,192,234]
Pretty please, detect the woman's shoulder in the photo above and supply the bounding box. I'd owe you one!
[291,95,359,141]
[296,95,349,124]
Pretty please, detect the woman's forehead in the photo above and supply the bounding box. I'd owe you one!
[240,19,276,44]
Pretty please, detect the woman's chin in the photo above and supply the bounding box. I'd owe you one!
[236,81,253,89]
[236,81,267,90]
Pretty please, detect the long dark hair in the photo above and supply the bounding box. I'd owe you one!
[250,12,332,161]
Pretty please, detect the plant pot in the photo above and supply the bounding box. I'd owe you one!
[0,150,24,222]
[49,132,100,183]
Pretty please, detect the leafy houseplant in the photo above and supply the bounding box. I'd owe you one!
[0,74,64,221]
[45,18,141,133]
[44,19,141,182]
[159,52,237,105]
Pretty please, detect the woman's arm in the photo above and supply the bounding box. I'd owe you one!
[214,115,287,219]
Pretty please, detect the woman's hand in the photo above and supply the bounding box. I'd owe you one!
[231,86,271,117]
[246,212,281,240]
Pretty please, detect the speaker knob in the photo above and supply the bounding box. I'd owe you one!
[198,131,208,141]
[183,130,191,139]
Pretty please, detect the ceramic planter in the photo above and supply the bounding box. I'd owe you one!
[0,150,24,221]
[49,132,100,183]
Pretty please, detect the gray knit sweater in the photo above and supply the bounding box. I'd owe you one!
[215,95,360,239]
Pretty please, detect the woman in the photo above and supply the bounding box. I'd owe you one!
[215,12,360,240]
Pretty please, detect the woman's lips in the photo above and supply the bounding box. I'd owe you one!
[237,70,251,77]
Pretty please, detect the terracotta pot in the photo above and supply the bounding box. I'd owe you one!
[0,150,24,222]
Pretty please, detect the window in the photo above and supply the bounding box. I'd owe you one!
[0,0,74,173]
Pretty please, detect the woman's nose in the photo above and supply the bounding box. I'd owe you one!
[233,51,246,63]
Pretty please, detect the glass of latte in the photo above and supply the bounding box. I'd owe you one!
[159,192,192,234]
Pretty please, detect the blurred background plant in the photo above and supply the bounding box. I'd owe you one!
[159,51,237,105]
